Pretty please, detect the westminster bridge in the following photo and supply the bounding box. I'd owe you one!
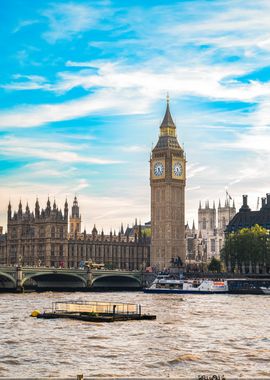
[0,266,155,292]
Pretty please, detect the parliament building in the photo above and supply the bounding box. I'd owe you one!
[0,196,150,270]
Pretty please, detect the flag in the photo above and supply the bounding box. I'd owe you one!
[226,190,232,200]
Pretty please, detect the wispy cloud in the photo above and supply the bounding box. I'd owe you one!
[13,19,39,34]
[1,60,270,128]
[42,3,107,43]
[121,145,148,153]
[0,136,122,165]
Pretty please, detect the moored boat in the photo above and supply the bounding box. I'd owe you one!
[260,286,270,295]
[144,275,228,294]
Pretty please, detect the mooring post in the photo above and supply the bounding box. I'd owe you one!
[16,265,23,292]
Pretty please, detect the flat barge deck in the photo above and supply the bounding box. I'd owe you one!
[32,300,156,323]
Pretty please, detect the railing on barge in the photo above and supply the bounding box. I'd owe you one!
[52,301,141,315]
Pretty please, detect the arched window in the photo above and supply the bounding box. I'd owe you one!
[51,226,55,239]
[202,218,207,229]
[39,226,45,238]
[60,226,64,239]
[11,228,17,239]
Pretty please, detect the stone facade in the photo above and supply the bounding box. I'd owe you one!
[0,198,150,270]
[186,198,236,264]
[150,98,186,269]
[3,199,68,267]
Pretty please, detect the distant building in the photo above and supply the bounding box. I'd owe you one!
[185,198,236,266]
[227,194,270,232]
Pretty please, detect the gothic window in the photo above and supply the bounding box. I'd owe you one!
[60,226,64,239]
[211,239,216,252]
[39,227,45,238]
[11,228,17,239]
[202,218,206,229]
[222,217,226,228]
[51,226,55,239]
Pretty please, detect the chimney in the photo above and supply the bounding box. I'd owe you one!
[239,194,250,212]
[262,197,266,208]
[267,193,270,207]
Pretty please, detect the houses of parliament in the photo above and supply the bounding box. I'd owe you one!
[0,100,235,270]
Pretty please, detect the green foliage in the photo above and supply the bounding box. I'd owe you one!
[143,227,151,237]
[221,224,270,271]
[208,257,222,272]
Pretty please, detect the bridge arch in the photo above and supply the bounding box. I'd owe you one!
[92,274,141,289]
[0,272,16,288]
[22,272,87,289]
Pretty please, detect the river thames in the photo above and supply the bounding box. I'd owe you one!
[0,292,269,379]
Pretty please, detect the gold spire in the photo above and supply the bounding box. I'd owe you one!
[160,95,176,136]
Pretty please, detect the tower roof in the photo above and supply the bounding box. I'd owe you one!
[153,97,183,152]
[160,96,176,129]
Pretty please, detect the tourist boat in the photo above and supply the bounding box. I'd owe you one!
[260,287,270,295]
[144,275,228,294]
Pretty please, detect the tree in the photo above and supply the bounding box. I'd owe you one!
[221,224,270,273]
[208,257,221,272]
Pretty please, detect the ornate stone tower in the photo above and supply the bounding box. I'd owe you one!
[150,97,186,269]
[69,196,81,234]
[198,201,216,238]
[218,198,236,231]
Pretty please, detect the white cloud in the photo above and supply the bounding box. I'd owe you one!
[13,19,39,34]
[2,60,270,129]
[0,136,122,165]
[121,145,149,153]
[42,3,105,43]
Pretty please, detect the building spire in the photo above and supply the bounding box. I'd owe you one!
[160,96,176,130]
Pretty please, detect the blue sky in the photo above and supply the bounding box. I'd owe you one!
[1,0,270,231]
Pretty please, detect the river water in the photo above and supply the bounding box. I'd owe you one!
[0,292,269,379]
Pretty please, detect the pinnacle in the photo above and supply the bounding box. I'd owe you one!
[160,99,176,129]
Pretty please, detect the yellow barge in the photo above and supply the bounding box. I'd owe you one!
[31,301,156,322]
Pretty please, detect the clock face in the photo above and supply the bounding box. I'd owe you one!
[154,162,164,177]
[173,162,183,177]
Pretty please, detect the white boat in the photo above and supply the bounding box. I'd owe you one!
[260,287,270,295]
[144,275,228,294]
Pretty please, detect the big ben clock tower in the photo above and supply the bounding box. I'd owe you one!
[150,96,186,270]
